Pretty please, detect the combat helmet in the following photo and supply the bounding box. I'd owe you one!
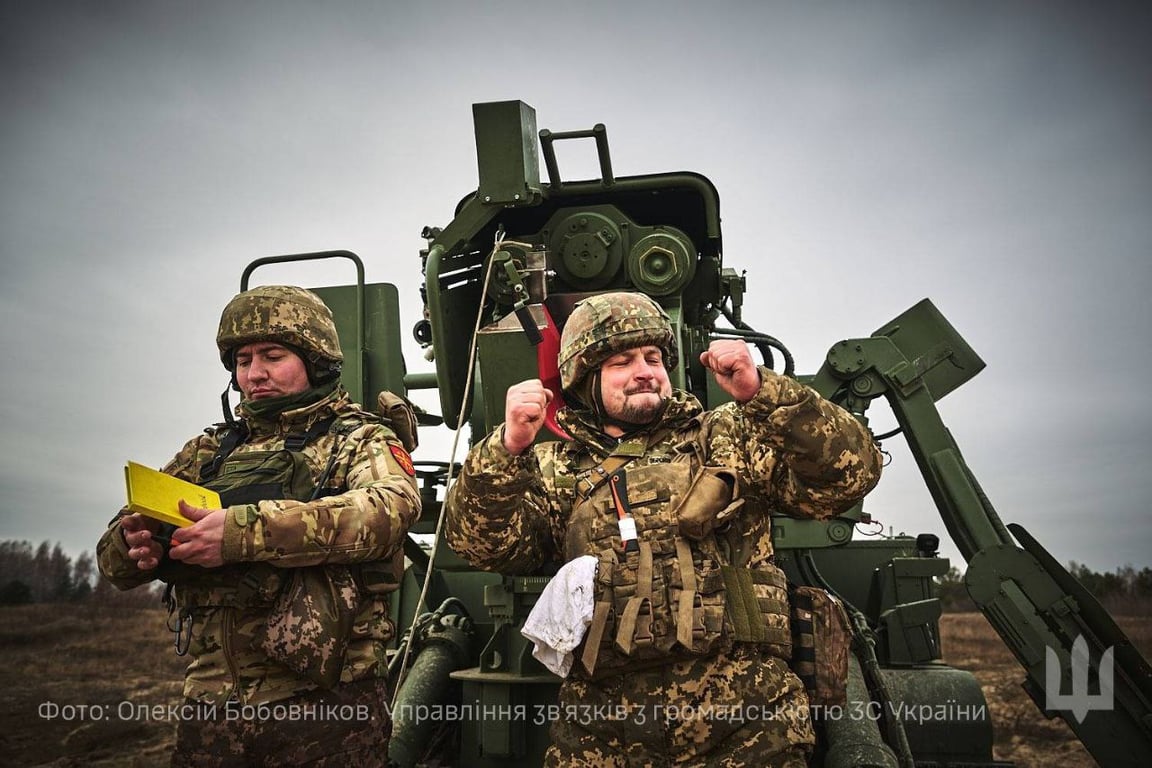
[558,292,678,402]
[216,285,343,383]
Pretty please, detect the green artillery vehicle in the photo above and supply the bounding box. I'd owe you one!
[238,100,1151,767]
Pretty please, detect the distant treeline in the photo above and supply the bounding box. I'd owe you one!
[937,561,1152,613]
[0,539,160,608]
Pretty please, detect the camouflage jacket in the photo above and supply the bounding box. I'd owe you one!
[445,368,881,576]
[97,387,421,705]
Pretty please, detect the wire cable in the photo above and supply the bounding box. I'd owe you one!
[389,232,512,708]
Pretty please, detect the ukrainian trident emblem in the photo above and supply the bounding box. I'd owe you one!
[1045,634,1115,724]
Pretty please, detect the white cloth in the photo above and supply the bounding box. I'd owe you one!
[520,555,598,677]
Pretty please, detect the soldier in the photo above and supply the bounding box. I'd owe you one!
[445,292,882,767]
[97,285,420,766]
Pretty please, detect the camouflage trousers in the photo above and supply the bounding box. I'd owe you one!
[171,677,391,767]
[545,645,813,768]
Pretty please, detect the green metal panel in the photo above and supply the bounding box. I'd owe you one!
[473,100,541,205]
[771,517,857,550]
[455,675,558,765]
[870,298,985,402]
[775,537,926,618]
[312,282,407,405]
[475,306,550,439]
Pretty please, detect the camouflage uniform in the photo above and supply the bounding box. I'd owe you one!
[97,286,420,765]
[445,293,881,767]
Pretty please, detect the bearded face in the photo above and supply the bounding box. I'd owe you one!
[597,345,672,426]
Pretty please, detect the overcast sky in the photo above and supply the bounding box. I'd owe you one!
[2,1,1149,576]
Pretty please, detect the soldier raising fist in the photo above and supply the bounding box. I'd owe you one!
[446,291,883,767]
[699,338,763,404]
[503,379,554,455]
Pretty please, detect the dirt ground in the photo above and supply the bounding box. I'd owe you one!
[939,612,1151,768]
[2,604,1148,766]
[0,603,185,767]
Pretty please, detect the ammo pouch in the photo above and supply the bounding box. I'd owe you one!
[580,539,732,679]
[377,390,419,453]
[253,564,360,689]
[675,466,743,540]
[789,585,851,707]
[571,457,791,678]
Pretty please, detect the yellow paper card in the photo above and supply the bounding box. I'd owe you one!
[123,461,220,528]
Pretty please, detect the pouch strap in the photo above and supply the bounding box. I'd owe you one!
[572,435,656,500]
[615,541,654,654]
[199,423,249,482]
[581,600,613,677]
[575,453,635,501]
[675,538,702,648]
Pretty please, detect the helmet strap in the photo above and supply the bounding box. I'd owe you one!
[590,370,606,421]
[309,360,343,387]
[220,383,238,427]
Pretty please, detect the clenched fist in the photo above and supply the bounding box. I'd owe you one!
[503,379,554,455]
[699,340,762,404]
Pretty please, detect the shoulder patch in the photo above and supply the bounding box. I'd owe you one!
[390,444,416,476]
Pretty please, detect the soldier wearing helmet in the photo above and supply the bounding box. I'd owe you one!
[215,285,345,389]
[98,285,420,766]
[445,291,882,767]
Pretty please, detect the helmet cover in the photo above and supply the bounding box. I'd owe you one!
[558,292,678,397]
[216,285,343,373]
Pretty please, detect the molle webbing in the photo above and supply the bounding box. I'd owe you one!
[721,564,791,648]
[790,587,818,693]
[573,438,648,500]
[614,541,654,655]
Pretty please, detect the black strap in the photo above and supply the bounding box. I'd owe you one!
[198,415,338,482]
[285,415,337,451]
[608,471,640,553]
[199,423,250,482]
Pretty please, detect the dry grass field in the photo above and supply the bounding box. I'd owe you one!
[941,612,1151,768]
[2,604,1148,766]
[0,603,186,767]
